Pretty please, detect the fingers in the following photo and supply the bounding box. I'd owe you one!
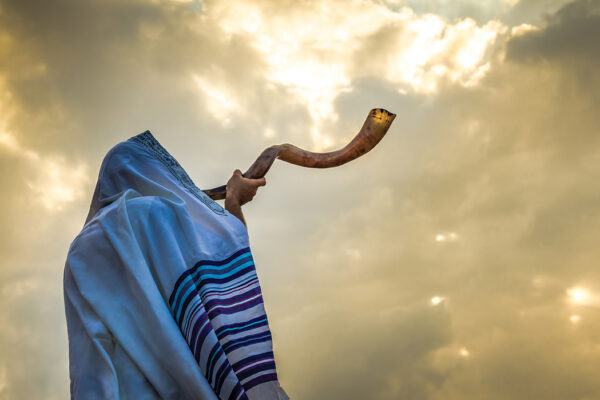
[232,169,266,187]
[226,169,266,207]
[250,177,266,187]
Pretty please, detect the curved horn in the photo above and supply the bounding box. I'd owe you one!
[203,108,396,200]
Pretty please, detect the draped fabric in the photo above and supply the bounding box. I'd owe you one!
[63,131,288,400]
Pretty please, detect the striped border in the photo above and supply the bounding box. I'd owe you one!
[169,248,278,399]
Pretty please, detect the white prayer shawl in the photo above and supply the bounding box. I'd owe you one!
[63,131,288,400]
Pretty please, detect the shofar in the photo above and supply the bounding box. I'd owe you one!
[203,108,396,200]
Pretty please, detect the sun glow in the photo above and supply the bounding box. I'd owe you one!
[431,296,444,305]
[567,287,589,304]
[382,14,505,93]
[435,232,459,242]
[569,315,581,324]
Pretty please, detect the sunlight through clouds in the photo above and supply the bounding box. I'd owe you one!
[510,23,539,36]
[0,74,88,212]
[569,314,581,324]
[26,156,89,211]
[1,0,599,398]
[566,287,600,307]
[192,73,240,126]
[0,130,89,212]
[435,232,459,242]
[207,0,514,148]
[567,287,589,304]
[381,13,506,92]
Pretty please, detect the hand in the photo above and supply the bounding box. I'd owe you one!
[225,170,266,227]
[225,170,266,207]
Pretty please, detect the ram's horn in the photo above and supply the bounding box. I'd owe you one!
[203,108,396,200]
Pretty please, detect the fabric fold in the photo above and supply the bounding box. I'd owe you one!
[64,131,285,400]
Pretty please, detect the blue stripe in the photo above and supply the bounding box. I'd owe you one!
[191,261,254,281]
[177,268,257,332]
[227,383,247,400]
[231,351,275,371]
[217,318,268,337]
[169,248,251,306]
[204,287,262,310]
[175,260,254,321]
[215,362,232,394]
[223,332,272,354]
[199,275,258,299]
[206,344,223,384]
[237,361,276,381]
[171,252,251,312]
[167,246,277,400]
[177,267,256,321]
[206,295,264,319]
[242,373,278,392]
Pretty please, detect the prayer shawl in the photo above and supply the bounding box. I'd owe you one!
[63,131,288,400]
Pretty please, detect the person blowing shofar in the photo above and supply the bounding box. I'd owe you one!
[64,108,394,399]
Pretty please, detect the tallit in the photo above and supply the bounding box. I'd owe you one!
[63,130,288,400]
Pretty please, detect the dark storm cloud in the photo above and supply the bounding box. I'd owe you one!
[503,0,573,24]
[397,0,511,24]
[507,0,600,64]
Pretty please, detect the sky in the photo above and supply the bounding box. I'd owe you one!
[0,0,599,398]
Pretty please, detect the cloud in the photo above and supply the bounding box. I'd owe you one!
[507,0,600,65]
[209,0,513,149]
[387,0,520,23]
[0,0,599,399]
[504,0,579,25]
[0,131,90,211]
[258,1,600,398]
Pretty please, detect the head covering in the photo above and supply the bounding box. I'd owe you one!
[63,131,288,400]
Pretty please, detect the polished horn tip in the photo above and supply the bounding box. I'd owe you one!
[369,108,396,128]
[370,108,395,117]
